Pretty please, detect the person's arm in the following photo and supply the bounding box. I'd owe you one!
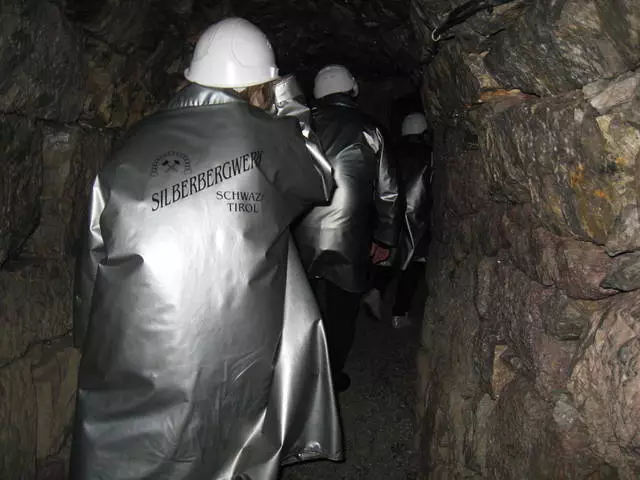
[268,75,335,205]
[269,74,312,126]
[368,129,401,249]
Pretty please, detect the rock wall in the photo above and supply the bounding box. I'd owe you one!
[0,1,190,478]
[414,0,640,478]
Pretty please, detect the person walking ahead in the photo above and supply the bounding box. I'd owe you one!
[294,64,401,392]
[71,18,342,480]
[365,112,433,328]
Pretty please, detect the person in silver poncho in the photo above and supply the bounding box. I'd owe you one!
[365,112,433,329]
[293,65,401,392]
[70,17,342,480]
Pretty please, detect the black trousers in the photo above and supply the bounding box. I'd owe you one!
[372,262,425,316]
[310,278,362,375]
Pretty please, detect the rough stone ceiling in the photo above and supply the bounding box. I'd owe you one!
[64,0,425,80]
[191,0,422,80]
[63,0,521,86]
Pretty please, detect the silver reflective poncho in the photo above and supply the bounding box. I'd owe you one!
[384,138,433,270]
[293,94,401,293]
[70,80,342,480]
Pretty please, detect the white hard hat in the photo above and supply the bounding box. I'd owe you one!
[313,64,359,99]
[401,113,428,136]
[184,17,279,88]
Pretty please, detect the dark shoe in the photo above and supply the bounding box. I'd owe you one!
[333,372,351,393]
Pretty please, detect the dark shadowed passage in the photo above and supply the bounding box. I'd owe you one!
[281,280,425,480]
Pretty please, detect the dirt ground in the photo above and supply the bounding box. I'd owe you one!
[280,276,424,480]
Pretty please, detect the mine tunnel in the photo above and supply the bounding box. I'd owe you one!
[2,0,640,479]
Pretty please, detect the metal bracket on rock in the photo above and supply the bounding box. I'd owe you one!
[430,0,515,42]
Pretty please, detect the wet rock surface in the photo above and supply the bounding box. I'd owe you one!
[568,291,640,478]
[0,0,192,476]
[0,115,42,264]
[0,337,79,480]
[0,260,74,365]
[416,0,640,477]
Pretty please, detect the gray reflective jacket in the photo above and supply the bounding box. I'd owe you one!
[293,94,400,293]
[71,81,342,480]
[393,136,433,269]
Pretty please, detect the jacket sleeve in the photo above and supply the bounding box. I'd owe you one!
[366,129,401,247]
[269,74,312,126]
[268,75,335,205]
[73,175,108,350]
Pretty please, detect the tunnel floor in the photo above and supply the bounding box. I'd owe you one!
[280,279,423,480]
